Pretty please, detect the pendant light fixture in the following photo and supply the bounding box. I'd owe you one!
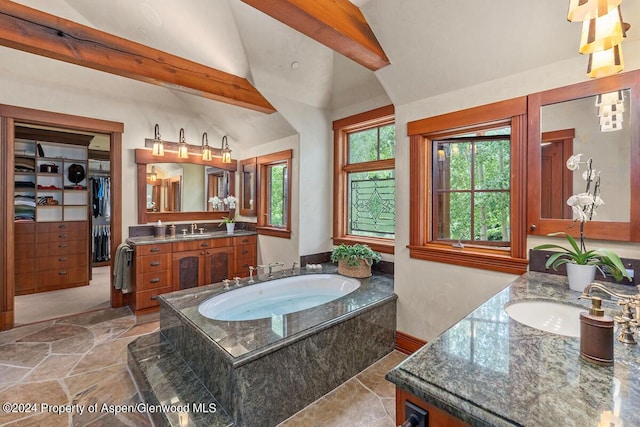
[152,124,164,156]
[178,128,189,159]
[579,6,625,54]
[586,43,624,78]
[221,135,232,164]
[201,132,213,161]
[568,0,622,22]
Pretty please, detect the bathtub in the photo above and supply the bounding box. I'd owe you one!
[198,273,361,321]
[147,266,397,427]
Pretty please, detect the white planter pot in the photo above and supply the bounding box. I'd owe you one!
[226,223,235,235]
[566,263,596,292]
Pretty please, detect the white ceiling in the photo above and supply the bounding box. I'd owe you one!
[11,0,640,147]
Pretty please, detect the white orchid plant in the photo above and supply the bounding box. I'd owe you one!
[534,154,630,282]
[223,195,238,210]
[208,196,221,209]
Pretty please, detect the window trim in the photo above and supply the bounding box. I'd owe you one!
[256,149,292,239]
[333,105,395,254]
[407,98,528,274]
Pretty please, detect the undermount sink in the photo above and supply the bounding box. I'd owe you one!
[505,300,586,337]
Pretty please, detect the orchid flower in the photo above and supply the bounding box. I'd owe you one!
[566,153,583,171]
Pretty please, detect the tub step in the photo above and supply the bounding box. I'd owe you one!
[127,332,234,427]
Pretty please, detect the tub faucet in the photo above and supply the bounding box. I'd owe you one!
[267,262,285,279]
[248,266,256,284]
[291,261,298,275]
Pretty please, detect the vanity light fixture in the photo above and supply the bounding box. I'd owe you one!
[151,124,164,156]
[595,89,624,106]
[178,128,189,159]
[201,132,213,161]
[221,135,232,164]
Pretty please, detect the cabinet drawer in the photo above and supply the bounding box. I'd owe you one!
[137,270,171,291]
[15,222,35,235]
[36,267,88,287]
[234,257,257,276]
[37,230,86,243]
[234,235,257,245]
[136,286,172,310]
[172,238,232,252]
[37,253,87,271]
[40,240,87,256]
[234,244,256,259]
[15,242,36,260]
[15,256,36,274]
[15,272,35,295]
[37,221,87,233]
[136,243,171,256]
[137,253,171,273]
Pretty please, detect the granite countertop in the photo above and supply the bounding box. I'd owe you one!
[386,272,640,427]
[158,264,396,367]
[127,229,257,245]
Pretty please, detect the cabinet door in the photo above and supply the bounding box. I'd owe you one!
[203,247,233,285]
[172,250,204,290]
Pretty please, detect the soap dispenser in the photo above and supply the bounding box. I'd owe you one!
[580,297,614,365]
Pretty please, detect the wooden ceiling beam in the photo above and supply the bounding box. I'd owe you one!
[0,2,276,114]
[242,0,390,71]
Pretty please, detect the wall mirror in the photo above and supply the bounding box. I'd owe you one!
[136,149,236,223]
[527,69,640,241]
[239,157,257,216]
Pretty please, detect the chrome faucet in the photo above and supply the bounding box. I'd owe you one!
[190,223,198,234]
[580,283,640,344]
[291,261,298,275]
[268,262,285,279]
[248,266,256,284]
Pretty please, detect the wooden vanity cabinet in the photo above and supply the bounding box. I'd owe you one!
[131,243,172,312]
[396,387,469,427]
[172,238,234,290]
[14,223,36,295]
[128,235,255,315]
[233,235,257,278]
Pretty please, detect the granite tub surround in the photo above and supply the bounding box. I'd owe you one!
[386,272,640,427]
[134,265,397,427]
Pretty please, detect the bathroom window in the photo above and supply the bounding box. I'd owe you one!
[408,98,527,274]
[257,149,292,238]
[333,105,395,254]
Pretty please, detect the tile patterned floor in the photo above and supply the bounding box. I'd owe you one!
[0,307,405,427]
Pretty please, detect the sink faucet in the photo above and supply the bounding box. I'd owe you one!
[580,283,640,344]
[191,223,197,234]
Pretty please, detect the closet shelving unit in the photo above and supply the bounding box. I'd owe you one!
[13,126,92,295]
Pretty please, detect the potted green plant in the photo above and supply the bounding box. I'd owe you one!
[533,154,630,291]
[218,215,237,235]
[330,244,381,278]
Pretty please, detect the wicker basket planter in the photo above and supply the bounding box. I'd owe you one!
[337,259,372,278]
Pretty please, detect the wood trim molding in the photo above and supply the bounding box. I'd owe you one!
[527,69,640,242]
[256,227,291,239]
[395,331,427,355]
[0,2,275,113]
[0,117,14,330]
[242,0,389,71]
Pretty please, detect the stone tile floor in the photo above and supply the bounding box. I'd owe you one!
[0,307,406,426]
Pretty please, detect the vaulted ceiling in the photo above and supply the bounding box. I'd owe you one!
[4,0,640,148]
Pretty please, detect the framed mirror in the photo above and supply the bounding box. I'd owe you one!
[136,149,237,223]
[527,69,640,241]
[239,157,257,216]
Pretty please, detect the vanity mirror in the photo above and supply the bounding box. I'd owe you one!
[136,149,236,223]
[527,69,640,241]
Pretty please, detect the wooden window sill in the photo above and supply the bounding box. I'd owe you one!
[333,235,394,254]
[408,244,527,275]
[257,227,291,239]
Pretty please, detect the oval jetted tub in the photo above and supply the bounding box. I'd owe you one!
[198,273,361,321]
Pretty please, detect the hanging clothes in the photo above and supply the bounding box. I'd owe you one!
[90,176,111,218]
[92,225,111,262]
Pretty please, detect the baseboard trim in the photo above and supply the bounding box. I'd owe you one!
[395,330,427,355]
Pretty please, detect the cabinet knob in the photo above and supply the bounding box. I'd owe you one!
[58,271,67,275]
[200,242,209,247]
[530,224,537,231]
[242,250,249,255]
[150,278,160,284]
[150,261,160,266]
[58,243,67,248]
[58,224,66,229]
[58,234,67,238]
[150,247,160,253]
